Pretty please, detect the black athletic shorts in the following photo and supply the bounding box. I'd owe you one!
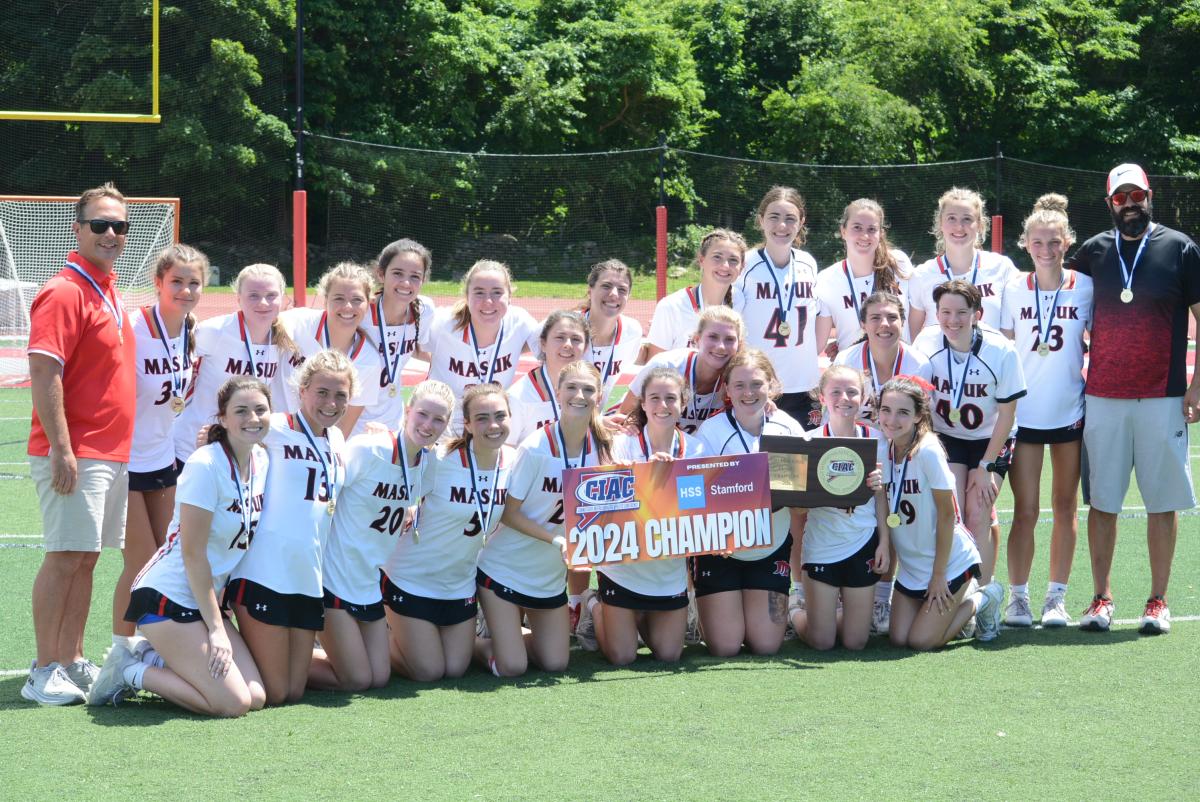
[938,434,1015,479]
[128,462,180,493]
[323,587,385,623]
[380,574,476,627]
[1016,418,1084,445]
[895,564,981,601]
[690,534,793,597]
[596,572,688,612]
[225,577,324,630]
[803,531,881,589]
[476,568,567,610]
[125,586,206,625]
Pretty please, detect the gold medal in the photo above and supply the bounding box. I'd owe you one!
[1037,343,1050,357]
[886,513,901,528]
[170,395,184,414]
[389,384,397,398]
[1120,288,1133,303]
[327,499,336,516]
[411,527,420,544]
[949,408,962,424]
[778,320,792,338]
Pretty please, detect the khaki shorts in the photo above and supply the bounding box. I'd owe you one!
[1082,395,1196,514]
[30,456,128,552]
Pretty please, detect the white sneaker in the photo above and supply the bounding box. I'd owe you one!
[475,607,490,639]
[1040,593,1071,628]
[21,661,86,706]
[1080,596,1114,632]
[575,589,598,651]
[1004,595,1033,627]
[788,585,805,614]
[975,581,1005,642]
[684,594,702,646]
[1139,597,1171,635]
[65,658,101,692]
[870,598,891,636]
[87,645,137,706]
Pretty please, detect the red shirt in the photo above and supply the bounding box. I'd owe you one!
[27,251,137,461]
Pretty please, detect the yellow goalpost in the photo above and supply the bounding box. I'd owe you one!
[0,0,160,124]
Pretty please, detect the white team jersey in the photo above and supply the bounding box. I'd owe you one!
[1000,270,1092,430]
[173,312,290,462]
[909,250,1020,331]
[599,429,704,597]
[477,426,603,599]
[280,307,383,430]
[802,423,887,566]
[322,431,429,605]
[646,286,719,351]
[834,341,932,418]
[694,409,805,561]
[814,258,913,350]
[506,364,562,446]
[384,443,515,600]
[629,348,727,434]
[733,247,821,392]
[230,413,347,598]
[357,295,436,433]
[885,440,980,591]
[133,442,267,609]
[131,306,194,473]
[588,313,643,405]
[425,306,542,429]
[912,325,1027,440]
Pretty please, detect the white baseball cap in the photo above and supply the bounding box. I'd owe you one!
[1106,163,1150,195]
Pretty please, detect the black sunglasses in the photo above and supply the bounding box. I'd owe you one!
[78,218,130,235]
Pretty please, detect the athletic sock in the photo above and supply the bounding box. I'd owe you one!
[1047,581,1068,596]
[568,594,582,609]
[585,594,600,614]
[112,634,136,651]
[122,661,148,691]
[140,648,166,669]
[874,580,893,603]
[1010,583,1029,599]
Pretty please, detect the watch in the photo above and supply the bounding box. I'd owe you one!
[979,459,996,473]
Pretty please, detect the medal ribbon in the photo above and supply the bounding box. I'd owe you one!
[65,260,124,341]
[536,364,560,421]
[292,413,340,510]
[862,343,904,400]
[236,311,259,375]
[554,422,594,474]
[726,408,764,454]
[1033,272,1066,350]
[226,445,257,547]
[375,296,412,391]
[760,247,796,331]
[944,331,978,415]
[151,303,190,402]
[637,426,683,460]
[842,260,873,321]
[465,443,503,538]
[685,351,724,423]
[1115,222,1155,295]
[468,319,506,386]
[887,432,915,523]
[937,251,979,285]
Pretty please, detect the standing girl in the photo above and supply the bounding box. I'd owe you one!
[358,238,437,432]
[734,186,823,430]
[173,264,297,462]
[476,362,613,676]
[226,350,353,705]
[877,376,1004,647]
[310,380,454,691]
[646,229,746,357]
[506,311,589,446]
[815,199,913,355]
[580,367,704,664]
[913,280,1027,590]
[788,365,889,651]
[425,259,541,431]
[384,384,515,681]
[692,350,805,656]
[88,377,270,715]
[579,259,643,406]
[1000,195,1092,627]
[112,246,204,663]
[907,187,1019,335]
[281,262,382,436]
[619,306,744,434]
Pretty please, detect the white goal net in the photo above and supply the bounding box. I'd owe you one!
[0,195,179,382]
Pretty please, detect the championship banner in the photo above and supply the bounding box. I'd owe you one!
[759,435,875,509]
[562,453,772,568]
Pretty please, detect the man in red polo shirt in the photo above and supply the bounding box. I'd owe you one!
[23,183,137,705]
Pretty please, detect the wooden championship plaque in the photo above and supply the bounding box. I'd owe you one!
[759,435,876,508]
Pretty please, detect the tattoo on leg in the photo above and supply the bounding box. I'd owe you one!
[768,592,787,624]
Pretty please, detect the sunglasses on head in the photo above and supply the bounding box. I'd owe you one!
[78,218,130,235]
[1109,189,1148,206]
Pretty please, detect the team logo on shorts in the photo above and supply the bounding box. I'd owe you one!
[773,560,791,578]
[816,446,865,496]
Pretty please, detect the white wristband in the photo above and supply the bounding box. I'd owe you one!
[552,534,567,550]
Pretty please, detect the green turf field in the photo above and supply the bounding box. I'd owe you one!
[1,386,1197,800]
